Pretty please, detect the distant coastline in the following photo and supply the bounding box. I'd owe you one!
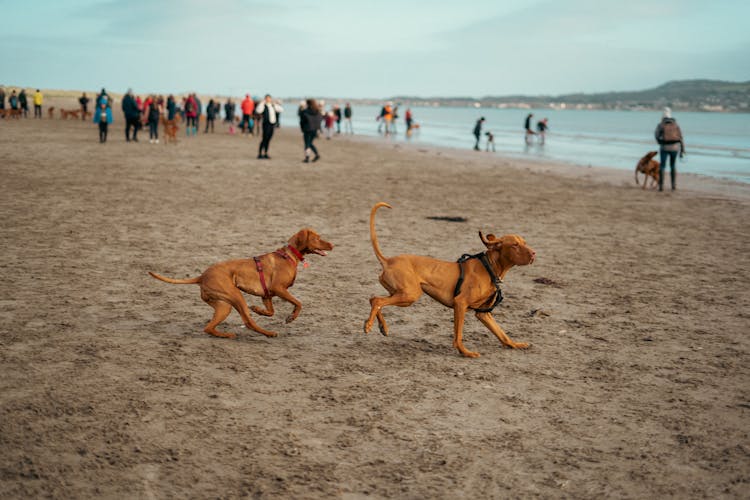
[298,80,750,114]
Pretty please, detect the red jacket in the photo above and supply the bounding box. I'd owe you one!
[241,97,255,115]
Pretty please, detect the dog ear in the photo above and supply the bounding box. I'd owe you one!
[479,231,500,247]
[289,228,310,251]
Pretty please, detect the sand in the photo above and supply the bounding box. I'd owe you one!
[1,99,749,498]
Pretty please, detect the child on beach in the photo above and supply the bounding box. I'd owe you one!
[94,103,113,143]
[324,111,335,139]
[485,131,495,152]
[536,118,548,145]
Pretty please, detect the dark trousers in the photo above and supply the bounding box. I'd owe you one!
[258,122,275,157]
[241,114,253,134]
[474,133,481,150]
[303,131,318,157]
[34,105,42,118]
[125,116,139,141]
[99,122,108,143]
[149,121,158,139]
[205,117,214,133]
[659,149,678,190]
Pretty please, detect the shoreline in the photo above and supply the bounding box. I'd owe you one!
[340,128,750,202]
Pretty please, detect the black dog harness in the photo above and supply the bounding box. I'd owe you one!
[453,252,504,313]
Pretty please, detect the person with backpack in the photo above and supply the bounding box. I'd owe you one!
[654,107,685,192]
[300,99,323,163]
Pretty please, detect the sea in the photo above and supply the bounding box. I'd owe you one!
[280,105,750,183]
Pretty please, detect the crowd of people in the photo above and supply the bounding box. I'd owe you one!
[2,85,686,190]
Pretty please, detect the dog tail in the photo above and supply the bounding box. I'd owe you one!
[370,202,392,266]
[148,271,201,285]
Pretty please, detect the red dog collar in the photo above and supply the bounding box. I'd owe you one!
[286,245,306,265]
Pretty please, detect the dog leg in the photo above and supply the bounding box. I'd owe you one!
[226,289,277,337]
[375,310,389,336]
[251,297,275,317]
[475,312,529,349]
[273,289,302,324]
[453,303,480,357]
[364,290,420,335]
[204,300,236,339]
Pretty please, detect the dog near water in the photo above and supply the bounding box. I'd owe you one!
[635,151,660,190]
[149,229,333,339]
[364,202,536,358]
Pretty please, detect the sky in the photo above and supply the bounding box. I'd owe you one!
[1,0,748,98]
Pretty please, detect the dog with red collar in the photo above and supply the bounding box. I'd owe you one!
[149,228,333,339]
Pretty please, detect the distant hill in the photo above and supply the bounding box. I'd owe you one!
[389,80,750,112]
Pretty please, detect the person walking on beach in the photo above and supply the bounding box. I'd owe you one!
[300,98,323,163]
[166,94,177,120]
[19,89,28,118]
[146,97,161,143]
[184,93,198,136]
[33,89,43,118]
[344,103,353,134]
[536,118,548,145]
[333,105,342,134]
[473,117,485,150]
[324,110,335,140]
[205,98,217,133]
[8,90,19,113]
[485,131,495,152]
[94,102,113,143]
[255,94,281,159]
[0,87,5,117]
[654,107,685,192]
[405,108,416,137]
[79,92,90,120]
[122,89,140,142]
[240,94,255,135]
[524,113,535,144]
[95,88,110,109]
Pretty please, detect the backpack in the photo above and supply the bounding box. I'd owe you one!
[661,120,680,143]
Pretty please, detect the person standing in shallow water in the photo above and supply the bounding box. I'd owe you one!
[654,107,685,192]
[473,117,485,150]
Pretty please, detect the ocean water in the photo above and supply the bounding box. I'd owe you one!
[281,105,750,183]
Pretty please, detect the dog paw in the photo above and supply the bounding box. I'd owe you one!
[512,342,530,349]
[461,350,481,358]
[263,331,278,338]
[285,315,297,324]
[363,320,372,334]
[379,325,389,337]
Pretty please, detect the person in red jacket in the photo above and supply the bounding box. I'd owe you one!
[184,94,198,136]
[240,94,255,135]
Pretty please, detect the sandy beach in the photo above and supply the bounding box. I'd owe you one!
[1,100,749,498]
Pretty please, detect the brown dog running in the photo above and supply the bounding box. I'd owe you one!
[364,202,536,358]
[635,151,660,189]
[149,228,333,339]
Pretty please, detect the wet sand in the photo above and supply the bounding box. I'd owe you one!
[1,102,749,498]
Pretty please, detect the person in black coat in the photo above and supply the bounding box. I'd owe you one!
[121,89,140,142]
[300,99,323,163]
[255,94,281,159]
